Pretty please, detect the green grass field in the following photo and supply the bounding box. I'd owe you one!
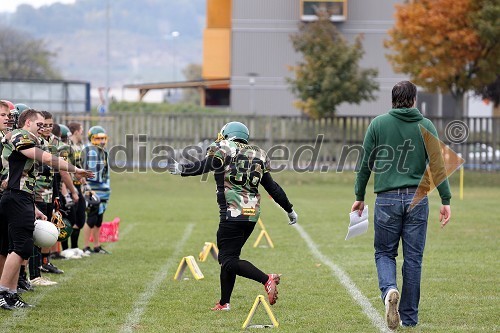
[1,171,498,333]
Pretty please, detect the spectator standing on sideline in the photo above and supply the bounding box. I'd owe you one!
[351,81,451,330]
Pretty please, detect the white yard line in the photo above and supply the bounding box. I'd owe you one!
[293,224,391,333]
[120,223,194,333]
[2,224,135,333]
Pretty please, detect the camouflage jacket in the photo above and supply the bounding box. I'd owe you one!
[2,129,40,195]
[34,134,69,203]
[207,140,271,222]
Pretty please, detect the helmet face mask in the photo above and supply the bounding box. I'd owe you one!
[88,126,108,147]
[8,103,29,130]
[218,122,249,144]
[84,189,101,209]
[6,110,19,129]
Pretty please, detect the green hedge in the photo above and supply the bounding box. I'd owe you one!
[106,101,229,114]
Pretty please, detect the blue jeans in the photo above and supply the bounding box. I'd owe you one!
[374,192,429,327]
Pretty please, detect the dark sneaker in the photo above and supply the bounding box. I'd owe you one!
[264,274,281,305]
[40,262,64,274]
[211,302,230,311]
[83,247,92,255]
[17,276,34,293]
[0,291,14,310]
[94,246,111,254]
[7,293,34,308]
[385,289,400,331]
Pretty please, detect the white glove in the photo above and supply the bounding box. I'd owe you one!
[83,184,92,193]
[287,210,298,225]
[64,193,75,208]
[168,161,183,175]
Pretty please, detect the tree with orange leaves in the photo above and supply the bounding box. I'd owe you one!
[385,0,499,117]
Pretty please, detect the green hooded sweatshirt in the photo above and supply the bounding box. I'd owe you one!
[354,108,451,205]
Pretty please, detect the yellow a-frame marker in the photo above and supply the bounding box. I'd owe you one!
[257,218,265,230]
[173,255,204,280]
[198,242,219,262]
[253,218,274,248]
[242,295,279,329]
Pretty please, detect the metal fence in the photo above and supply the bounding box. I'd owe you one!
[53,113,500,172]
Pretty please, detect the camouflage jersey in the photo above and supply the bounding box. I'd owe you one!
[0,130,7,195]
[2,129,40,196]
[69,139,84,185]
[207,140,271,223]
[34,134,68,203]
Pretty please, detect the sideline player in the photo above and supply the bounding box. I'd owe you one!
[0,100,13,277]
[0,109,93,309]
[66,122,87,250]
[81,126,111,254]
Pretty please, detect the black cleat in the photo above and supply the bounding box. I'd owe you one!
[94,246,111,254]
[40,262,64,274]
[7,293,34,308]
[0,292,14,310]
[17,276,34,293]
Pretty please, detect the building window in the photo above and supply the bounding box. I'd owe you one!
[300,0,347,22]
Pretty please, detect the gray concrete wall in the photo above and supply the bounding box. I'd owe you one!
[230,0,408,116]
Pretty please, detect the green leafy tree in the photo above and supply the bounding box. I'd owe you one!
[385,0,499,118]
[473,0,500,116]
[0,25,61,79]
[181,63,202,105]
[288,11,379,118]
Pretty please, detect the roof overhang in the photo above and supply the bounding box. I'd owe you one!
[124,78,230,100]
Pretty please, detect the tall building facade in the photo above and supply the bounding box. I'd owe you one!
[203,0,405,116]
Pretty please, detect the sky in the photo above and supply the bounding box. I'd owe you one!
[1,0,76,13]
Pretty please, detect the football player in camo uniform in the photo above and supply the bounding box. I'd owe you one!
[57,124,80,253]
[0,100,14,279]
[0,109,92,310]
[169,121,298,311]
[0,103,39,292]
[30,113,78,284]
[66,122,87,251]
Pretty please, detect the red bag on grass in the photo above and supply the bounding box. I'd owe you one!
[89,217,120,243]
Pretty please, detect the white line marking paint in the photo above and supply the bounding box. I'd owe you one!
[120,223,194,333]
[293,224,391,333]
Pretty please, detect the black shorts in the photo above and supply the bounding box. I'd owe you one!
[86,208,104,228]
[0,190,35,260]
[35,201,53,220]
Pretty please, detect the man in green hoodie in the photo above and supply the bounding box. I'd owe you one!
[351,81,451,330]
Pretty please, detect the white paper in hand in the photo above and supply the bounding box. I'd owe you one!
[345,206,369,240]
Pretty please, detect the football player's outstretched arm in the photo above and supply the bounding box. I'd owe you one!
[260,172,298,225]
[169,155,223,177]
[21,147,94,179]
